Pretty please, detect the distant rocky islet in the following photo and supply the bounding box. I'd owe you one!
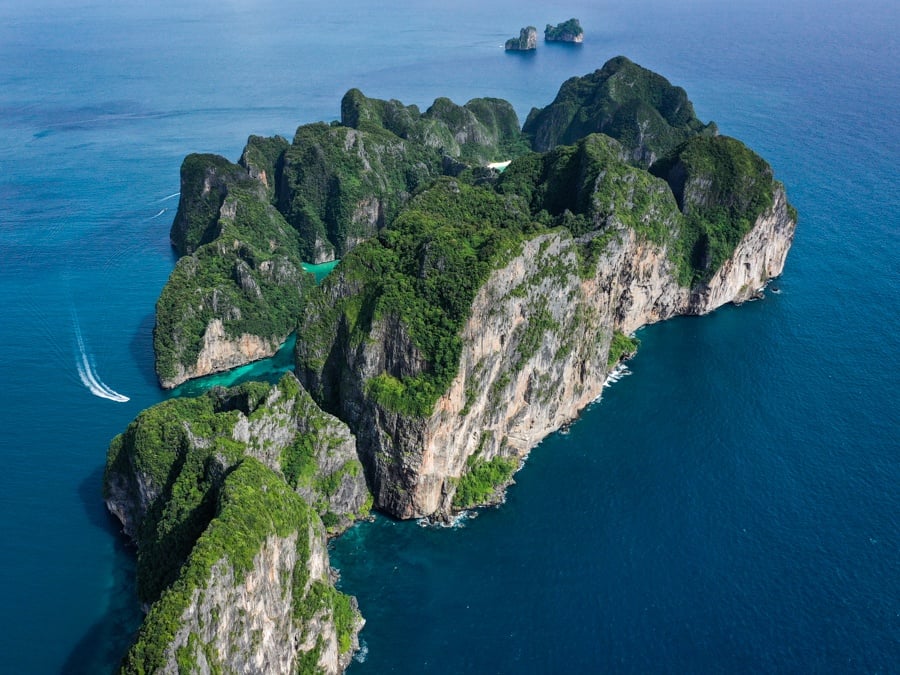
[505,18,584,51]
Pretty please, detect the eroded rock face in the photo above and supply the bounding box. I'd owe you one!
[505,26,538,51]
[300,189,795,519]
[159,319,282,389]
[159,528,361,675]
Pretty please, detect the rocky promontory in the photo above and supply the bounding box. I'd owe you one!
[110,56,796,671]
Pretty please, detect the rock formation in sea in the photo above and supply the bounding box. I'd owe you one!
[505,26,538,51]
[545,18,584,43]
[109,56,796,671]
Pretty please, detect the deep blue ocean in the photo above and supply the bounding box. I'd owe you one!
[1,0,897,672]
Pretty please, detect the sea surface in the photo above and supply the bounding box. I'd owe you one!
[0,0,897,672]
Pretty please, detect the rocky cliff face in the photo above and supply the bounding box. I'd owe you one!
[505,27,538,51]
[105,374,369,672]
[156,153,312,389]
[159,319,283,390]
[154,525,361,675]
[297,180,794,519]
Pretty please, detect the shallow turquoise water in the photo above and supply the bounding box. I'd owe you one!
[0,0,897,672]
[302,260,341,284]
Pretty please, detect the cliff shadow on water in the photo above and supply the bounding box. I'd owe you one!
[129,312,160,391]
[63,467,141,675]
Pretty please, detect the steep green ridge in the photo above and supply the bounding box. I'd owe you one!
[156,164,314,384]
[341,89,528,164]
[157,90,528,386]
[501,131,778,284]
[651,134,777,284]
[105,375,367,603]
[298,125,784,419]
[277,121,441,263]
[297,178,542,417]
[498,133,682,243]
[119,458,314,673]
[523,56,717,165]
[170,153,255,257]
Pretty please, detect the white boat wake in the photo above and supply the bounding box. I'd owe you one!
[73,313,129,402]
[156,191,180,202]
[148,208,167,219]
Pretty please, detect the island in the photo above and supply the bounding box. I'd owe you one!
[545,18,584,43]
[106,56,796,672]
[505,26,538,51]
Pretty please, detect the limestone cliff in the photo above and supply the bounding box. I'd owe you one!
[157,153,313,389]
[295,132,796,519]
[505,27,538,51]
[104,374,370,672]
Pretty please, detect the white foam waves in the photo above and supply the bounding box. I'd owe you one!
[603,363,631,388]
[73,312,129,402]
[353,640,369,663]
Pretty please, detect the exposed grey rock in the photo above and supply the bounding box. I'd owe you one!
[505,26,538,51]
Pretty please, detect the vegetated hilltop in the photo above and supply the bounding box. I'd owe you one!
[524,55,717,165]
[156,92,527,388]
[545,18,584,43]
[112,56,796,671]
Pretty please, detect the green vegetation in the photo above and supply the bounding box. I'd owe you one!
[154,184,313,381]
[523,56,716,163]
[516,302,559,367]
[544,18,583,42]
[159,88,528,384]
[607,330,640,366]
[278,121,442,261]
[107,375,364,673]
[500,130,781,286]
[170,154,255,256]
[300,121,782,419]
[500,132,680,238]
[452,455,518,509]
[239,134,290,202]
[120,458,317,673]
[299,178,544,417]
[279,378,369,530]
[341,89,528,165]
[652,135,776,284]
